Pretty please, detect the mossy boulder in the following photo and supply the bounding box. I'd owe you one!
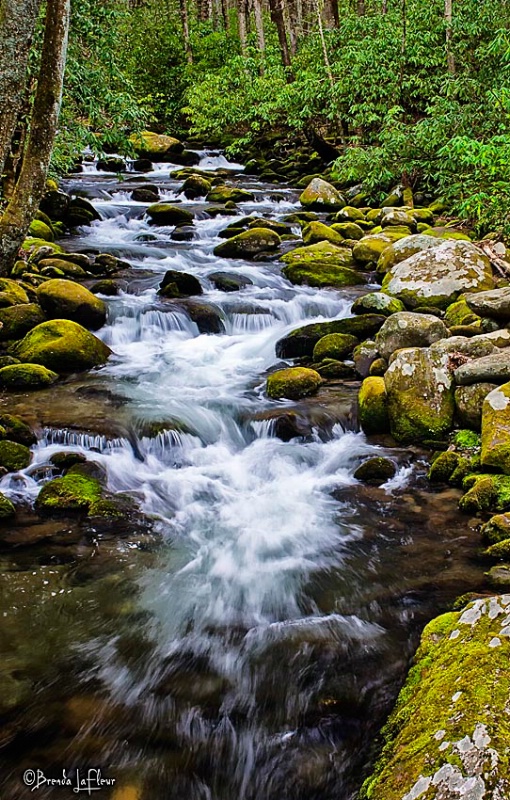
[214,228,281,259]
[299,178,345,211]
[0,414,36,445]
[0,440,31,471]
[276,315,385,359]
[480,383,510,474]
[281,241,365,288]
[266,367,322,400]
[0,303,46,341]
[302,221,344,246]
[331,221,364,240]
[159,270,203,298]
[360,596,510,800]
[353,456,396,484]
[384,348,455,443]
[444,297,481,328]
[455,383,497,431]
[358,376,389,435]
[146,204,193,226]
[206,185,255,204]
[37,279,107,330]
[459,473,510,513]
[0,363,58,390]
[37,257,88,279]
[353,231,408,266]
[382,240,494,309]
[481,513,510,544]
[376,233,442,275]
[182,174,212,199]
[0,492,15,519]
[335,206,365,222]
[0,279,29,308]
[351,292,405,317]
[129,131,184,159]
[428,450,460,482]
[29,219,54,242]
[35,473,102,515]
[312,333,358,362]
[13,319,111,373]
[375,312,449,360]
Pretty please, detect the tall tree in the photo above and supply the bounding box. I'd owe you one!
[268,0,294,78]
[253,0,266,64]
[0,0,71,274]
[0,0,42,181]
[180,0,193,63]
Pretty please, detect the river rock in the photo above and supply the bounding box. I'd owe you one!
[375,312,449,360]
[351,292,404,317]
[214,228,281,259]
[0,279,29,308]
[312,333,358,361]
[13,320,111,373]
[37,280,107,330]
[65,197,101,227]
[276,315,385,359]
[182,174,211,199]
[280,241,366,288]
[381,210,417,231]
[0,440,32,471]
[0,414,36,445]
[206,185,255,204]
[97,157,126,173]
[465,286,510,320]
[175,300,225,334]
[376,233,442,274]
[266,367,322,400]
[444,297,481,327]
[384,347,455,443]
[360,596,510,800]
[129,130,184,159]
[208,272,253,292]
[159,270,203,298]
[0,363,58,389]
[353,231,408,265]
[454,350,510,385]
[131,187,159,203]
[299,178,345,211]
[480,383,510,474]
[29,219,54,241]
[381,240,494,309]
[353,456,396,484]
[331,221,364,240]
[455,383,498,430]
[0,304,46,341]
[481,513,510,544]
[429,334,497,361]
[335,206,365,222]
[146,204,193,226]
[0,492,15,519]
[302,221,344,246]
[39,189,70,221]
[353,341,379,378]
[358,376,389,434]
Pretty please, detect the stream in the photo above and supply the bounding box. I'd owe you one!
[0,152,488,800]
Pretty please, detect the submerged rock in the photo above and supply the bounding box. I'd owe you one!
[360,596,510,800]
[266,367,322,400]
[13,319,111,373]
[37,279,107,330]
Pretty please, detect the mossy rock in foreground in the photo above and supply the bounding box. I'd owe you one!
[360,596,510,799]
[266,367,322,400]
[12,319,111,373]
[35,473,127,517]
[0,363,58,390]
[0,440,32,472]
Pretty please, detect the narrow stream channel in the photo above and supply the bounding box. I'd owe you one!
[0,152,488,800]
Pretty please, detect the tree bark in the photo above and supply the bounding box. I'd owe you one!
[0,0,42,181]
[253,0,266,64]
[180,0,193,63]
[238,0,249,54]
[445,0,455,74]
[268,0,294,78]
[0,0,70,274]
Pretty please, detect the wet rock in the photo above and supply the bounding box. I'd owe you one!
[170,225,195,241]
[129,130,184,159]
[208,272,253,292]
[353,231,409,266]
[37,279,107,330]
[39,189,70,221]
[0,440,32,471]
[455,382,497,430]
[0,278,29,308]
[351,292,404,317]
[50,451,88,471]
[302,221,344,246]
[93,253,130,275]
[375,312,449,360]
[175,300,225,334]
[132,158,153,172]
[454,351,510,386]
[248,218,291,235]
[354,456,396,484]
[358,376,389,435]
[331,221,365,240]
[381,240,494,309]
[481,513,510,544]
[465,286,510,320]
[480,383,510,474]
[146,203,193,226]
[0,491,15,519]
[213,228,281,259]
[266,367,322,400]
[0,414,36,445]
[91,279,120,296]
[65,197,101,227]
[13,319,111,372]
[276,316,385,359]
[384,347,455,443]
[158,270,203,298]
[0,363,58,389]
[312,333,358,361]
[428,450,460,483]
[182,174,211,199]
[459,473,510,513]
[206,185,255,204]
[299,178,345,211]
[360,596,510,800]
[131,187,159,203]
[353,340,379,379]
[0,303,46,341]
[97,157,126,173]
[35,471,133,518]
[281,241,366,288]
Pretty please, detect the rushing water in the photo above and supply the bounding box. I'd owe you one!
[0,151,487,800]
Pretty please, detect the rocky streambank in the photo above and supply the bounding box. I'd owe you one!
[1,133,509,799]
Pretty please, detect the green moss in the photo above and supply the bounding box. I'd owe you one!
[459,473,510,513]
[146,203,193,226]
[12,319,111,373]
[331,221,364,240]
[0,414,35,445]
[35,473,103,514]
[0,491,15,519]
[0,440,32,472]
[428,451,459,482]
[453,429,481,451]
[486,539,510,558]
[481,513,510,544]
[28,219,54,242]
[0,363,58,389]
[0,279,29,308]
[0,303,46,341]
[312,333,358,362]
[267,367,322,400]
[351,292,405,317]
[360,598,510,799]
[358,377,389,435]
[302,221,345,246]
[214,227,281,258]
[444,298,480,328]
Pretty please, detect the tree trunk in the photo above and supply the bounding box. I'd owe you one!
[316,0,335,92]
[253,0,266,64]
[180,0,193,62]
[0,0,42,181]
[323,0,339,28]
[445,0,455,74]
[222,0,230,29]
[238,0,249,54]
[268,0,294,78]
[357,0,365,15]
[0,0,70,274]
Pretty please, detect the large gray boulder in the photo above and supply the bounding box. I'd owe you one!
[375,312,449,360]
[466,286,510,320]
[455,351,510,386]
